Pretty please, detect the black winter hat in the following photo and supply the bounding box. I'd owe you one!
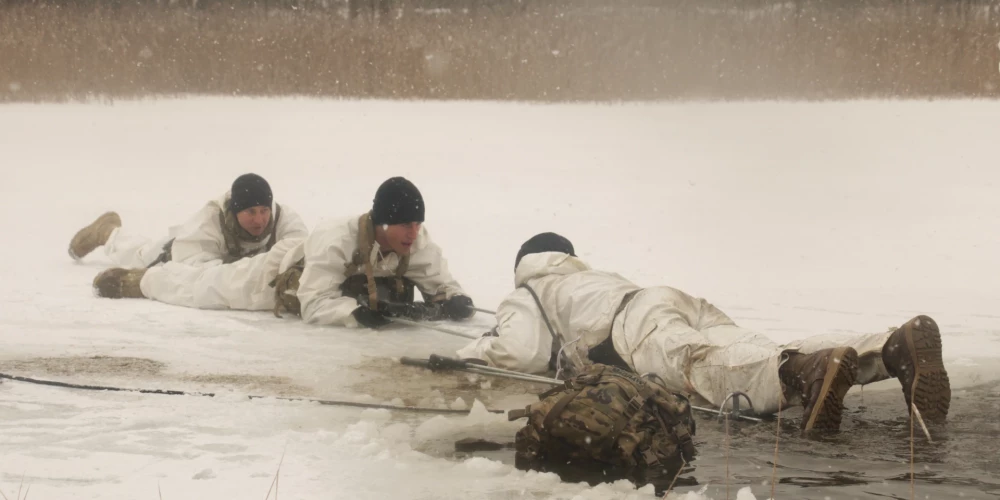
[515,232,576,270]
[371,177,425,226]
[229,173,273,213]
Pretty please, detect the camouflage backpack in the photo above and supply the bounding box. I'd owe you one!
[270,257,305,318]
[508,364,697,491]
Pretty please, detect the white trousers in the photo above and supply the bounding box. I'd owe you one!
[139,238,302,311]
[103,228,171,269]
[610,287,894,415]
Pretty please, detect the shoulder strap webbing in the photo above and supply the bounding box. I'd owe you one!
[541,388,584,434]
[519,283,559,342]
[357,212,379,311]
[264,203,282,252]
[349,212,414,310]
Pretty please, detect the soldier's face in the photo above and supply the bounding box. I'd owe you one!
[237,206,272,236]
[382,222,421,255]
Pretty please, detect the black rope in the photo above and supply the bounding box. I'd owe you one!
[0,372,502,415]
[0,372,209,396]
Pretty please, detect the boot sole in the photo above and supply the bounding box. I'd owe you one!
[68,212,120,261]
[803,347,859,432]
[901,316,951,422]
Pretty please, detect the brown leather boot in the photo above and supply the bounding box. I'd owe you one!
[882,315,950,422]
[780,346,859,432]
[69,212,122,260]
[93,268,146,299]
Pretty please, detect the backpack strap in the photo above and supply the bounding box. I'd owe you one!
[675,422,696,461]
[541,387,585,434]
[146,238,175,268]
[519,283,560,347]
[264,203,282,252]
[604,378,657,448]
[357,213,379,311]
[507,408,529,421]
[349,212,412,311]
[538,367,612,436]
[395,252,410,297]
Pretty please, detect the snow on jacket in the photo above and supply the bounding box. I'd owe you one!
[167,192,308,266]
[296,214,466,327]
[455,252,640,374]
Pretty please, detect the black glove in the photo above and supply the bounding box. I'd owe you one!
[352,306,391,329]
[442,295,475,320]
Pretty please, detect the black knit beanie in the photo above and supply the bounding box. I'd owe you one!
[515,232,576,270]
[229,173,273,213]
[371,177,425,226]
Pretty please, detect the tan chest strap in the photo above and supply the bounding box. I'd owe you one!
[352,212,410,311]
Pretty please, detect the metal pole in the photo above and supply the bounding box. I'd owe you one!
[406,356,766,423]
[462,368,563,385]
[390,317,479,340]
[463,363,558,381]
[463,365,566,385]
[402,356,562,385]
[699,405,763,423]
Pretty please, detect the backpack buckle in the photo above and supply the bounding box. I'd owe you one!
[676,428,696,461]
[508,408,529,421]
[626,395,646,414]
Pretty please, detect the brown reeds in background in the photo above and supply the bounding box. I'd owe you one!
[1,0,998,102]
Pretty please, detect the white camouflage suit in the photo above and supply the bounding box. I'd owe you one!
[104,191,308,268]
[456,252,894,415]
[140,213,467,324]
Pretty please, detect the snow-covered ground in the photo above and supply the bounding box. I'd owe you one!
[0,98,998,499]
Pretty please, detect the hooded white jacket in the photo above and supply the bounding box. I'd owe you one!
[455,252,640,374]
[167,192,308,266]
[296,214,466,327]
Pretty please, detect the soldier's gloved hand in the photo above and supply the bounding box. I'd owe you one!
[351,301,391,329]
[442,295,475,320]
